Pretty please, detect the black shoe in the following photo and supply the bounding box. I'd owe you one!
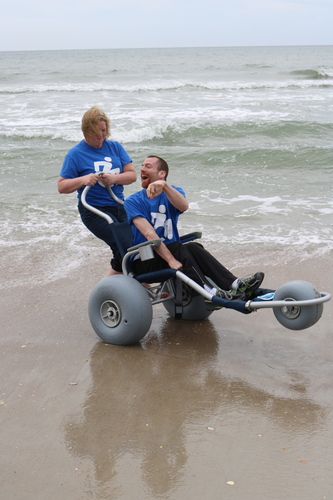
[215,288,246,301]
[214,272,264,302]
[215,289,234,300]
[236,271,264,298]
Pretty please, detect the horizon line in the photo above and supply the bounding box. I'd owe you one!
[1,43,332,54]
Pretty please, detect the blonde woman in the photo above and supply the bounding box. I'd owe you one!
[58,106,136,276]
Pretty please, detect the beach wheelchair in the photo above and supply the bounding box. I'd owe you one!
[82,186,331,346]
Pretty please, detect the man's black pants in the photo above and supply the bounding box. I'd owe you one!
[132,241,237,291]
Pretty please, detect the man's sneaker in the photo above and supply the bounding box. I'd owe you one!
[214,288,246,301]
[215,289,234,300]
[212,272,264,303]
[235,271,264,299]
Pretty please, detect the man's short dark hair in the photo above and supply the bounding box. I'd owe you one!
[147,155,169,180]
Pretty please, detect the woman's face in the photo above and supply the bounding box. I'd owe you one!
[85,120,107,148]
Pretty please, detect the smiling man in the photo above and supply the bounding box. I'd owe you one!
[124,155,264,300]
[126,156,188,243]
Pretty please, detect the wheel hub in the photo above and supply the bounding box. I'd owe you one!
[100,300,121,327]
[281,298,301,319]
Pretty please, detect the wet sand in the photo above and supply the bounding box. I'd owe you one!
[1,249,333,499]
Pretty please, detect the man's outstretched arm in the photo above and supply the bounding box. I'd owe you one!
[146,181,189,212]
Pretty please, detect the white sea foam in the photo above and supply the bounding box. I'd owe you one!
[1,77,333,95]
[1,46,332,287]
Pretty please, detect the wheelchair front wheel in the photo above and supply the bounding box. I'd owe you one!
[88,275,153,345]
[273,280,323,330]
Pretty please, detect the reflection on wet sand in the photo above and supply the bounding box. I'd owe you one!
[64,317,327,497]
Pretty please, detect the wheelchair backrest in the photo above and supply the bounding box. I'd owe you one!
[110,221,134,260]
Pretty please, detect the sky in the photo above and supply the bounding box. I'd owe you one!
[1,0,333,52]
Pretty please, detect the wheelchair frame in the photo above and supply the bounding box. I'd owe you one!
[81,185,331,345]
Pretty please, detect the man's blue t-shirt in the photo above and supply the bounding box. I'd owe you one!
[124,186,186,246]
[60,140,132,206]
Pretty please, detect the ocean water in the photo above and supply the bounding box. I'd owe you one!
[0,45,332,287]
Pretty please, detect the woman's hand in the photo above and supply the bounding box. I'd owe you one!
[98,173,116,186]
[84,173,100,186]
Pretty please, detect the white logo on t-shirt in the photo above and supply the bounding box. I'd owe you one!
[151,204,173,240]
[94,157,120,187]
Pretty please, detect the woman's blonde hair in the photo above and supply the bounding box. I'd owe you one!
[81,106,111,139]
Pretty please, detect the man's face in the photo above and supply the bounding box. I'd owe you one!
[140,157,164,188]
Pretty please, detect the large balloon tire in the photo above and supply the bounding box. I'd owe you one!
[88,275,153,345]
[273,280,323,330]
[163,283,214,321]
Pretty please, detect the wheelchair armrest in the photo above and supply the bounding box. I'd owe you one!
[122,239,162,273]
[180,231,202,243]
[127,238,161,253]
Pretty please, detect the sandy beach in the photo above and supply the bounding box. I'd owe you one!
[1,247,333,499]
[2,43,333,499]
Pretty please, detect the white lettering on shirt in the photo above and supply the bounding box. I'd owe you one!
[151,204,173,241]
[94,157,120,187]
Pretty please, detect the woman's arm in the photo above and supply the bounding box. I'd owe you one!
[58,163,137,193]
[57,173,100,194]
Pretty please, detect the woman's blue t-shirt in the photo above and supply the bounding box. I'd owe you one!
[60,140,132,206]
